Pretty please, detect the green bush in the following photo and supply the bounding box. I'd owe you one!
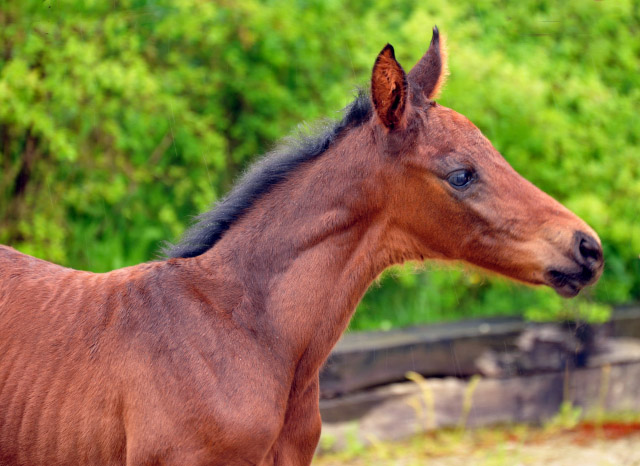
[1,0,637,329]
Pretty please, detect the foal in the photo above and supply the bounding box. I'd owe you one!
[0,27,603,465]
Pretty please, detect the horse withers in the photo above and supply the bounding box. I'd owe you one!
[0,27,603,465]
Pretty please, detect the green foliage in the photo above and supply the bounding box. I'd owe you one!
[1,0,638,329]
[545,401,583,431]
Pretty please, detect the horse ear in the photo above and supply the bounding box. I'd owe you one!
[371,44,408,130]
[408,26,449,100]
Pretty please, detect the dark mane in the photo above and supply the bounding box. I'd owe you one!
[164,90,372,259]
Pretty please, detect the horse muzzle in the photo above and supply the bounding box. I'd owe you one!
[544,231,604,297]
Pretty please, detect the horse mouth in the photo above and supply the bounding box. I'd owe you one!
[545,267,599,298]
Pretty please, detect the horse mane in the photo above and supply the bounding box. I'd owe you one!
[163,90,372,259]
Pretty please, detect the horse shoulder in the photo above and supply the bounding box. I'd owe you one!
[115,264,290,463]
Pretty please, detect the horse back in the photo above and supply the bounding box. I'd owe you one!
[0,246,153,464]
[0,246,284,464]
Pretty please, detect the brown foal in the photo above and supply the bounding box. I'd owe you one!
[0,27,603,465]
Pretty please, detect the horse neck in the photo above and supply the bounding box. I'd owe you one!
[194,128,406,386]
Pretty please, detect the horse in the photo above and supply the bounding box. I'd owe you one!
[0,27,603,465]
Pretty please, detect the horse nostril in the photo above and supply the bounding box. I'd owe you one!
[576,232,603,266]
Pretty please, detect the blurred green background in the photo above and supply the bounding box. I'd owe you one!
[1,0,638,330]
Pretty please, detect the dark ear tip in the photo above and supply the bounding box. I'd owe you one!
[380,43,395,58]
[431,25,440,44]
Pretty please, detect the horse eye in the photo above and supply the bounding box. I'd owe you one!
[447,169,475,189]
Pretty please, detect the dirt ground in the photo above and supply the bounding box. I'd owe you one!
[314,421,640,466]
[425,434,640,466]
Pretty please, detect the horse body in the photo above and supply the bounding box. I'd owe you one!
[0,246,296,464]
[0,246,128,464]
[0,28,603,465]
